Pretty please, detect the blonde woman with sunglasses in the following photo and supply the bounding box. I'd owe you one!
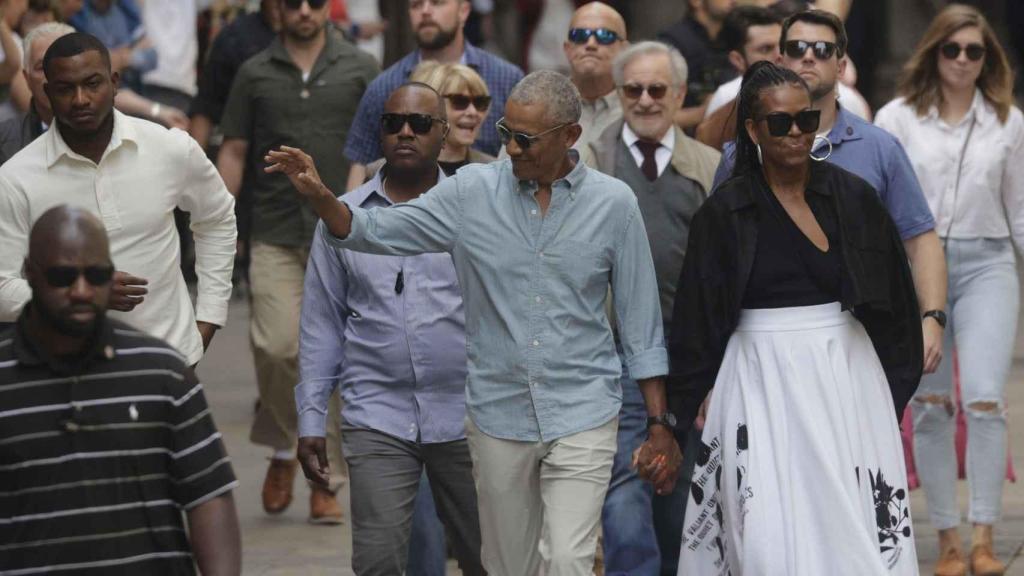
[875,5,1024,576]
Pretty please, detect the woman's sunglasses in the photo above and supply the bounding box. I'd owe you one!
[445,94,492,112]
[782,40,838,60]
[940,42,985,62]
[496,118,568,150]
[381,113,447,135]
[619,83,669,100]
[283,0,328,9]
[39,265,115,288]
[567,27,621,46]
[756,110,821,137]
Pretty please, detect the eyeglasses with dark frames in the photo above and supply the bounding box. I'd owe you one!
[618,83,669,100]
[380,113,448,135]
[282,0,328,10]
[567,27,622,46]
[495,118,569,150]
[782,40,838,60]
[755,109,821,137]
[444,94,492,112]
[940,42,986,62]
[34,264,115,288]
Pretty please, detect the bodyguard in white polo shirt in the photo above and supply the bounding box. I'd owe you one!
[0,33,236,365]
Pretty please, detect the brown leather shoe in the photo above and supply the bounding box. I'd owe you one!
[969,544,1005,576]
[934,546,968,576]
[308,485,344,525]
[261,458,298,514]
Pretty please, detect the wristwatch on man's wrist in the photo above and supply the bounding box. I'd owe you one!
[647,413,677,430]
[923,309,947,329]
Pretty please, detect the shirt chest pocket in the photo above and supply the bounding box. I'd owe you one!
[549,240,611,290]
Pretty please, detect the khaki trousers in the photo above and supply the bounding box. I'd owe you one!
[466,417,618,576]
[249,242,346,485]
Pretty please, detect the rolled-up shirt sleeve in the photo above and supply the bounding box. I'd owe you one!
[297,221,349,438]
[0,173,30,321]
[325,176,464,256]
[611,202,668,380]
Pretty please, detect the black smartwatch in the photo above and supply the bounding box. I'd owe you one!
[647,413,677,430]
[923,310,947,329]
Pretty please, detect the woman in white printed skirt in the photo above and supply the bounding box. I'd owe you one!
[668,61,923,575]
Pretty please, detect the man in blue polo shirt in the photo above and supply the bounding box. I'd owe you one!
[713,10,947,377]
[342,0,522,189]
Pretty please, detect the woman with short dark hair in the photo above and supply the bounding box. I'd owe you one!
[671,60,922,575]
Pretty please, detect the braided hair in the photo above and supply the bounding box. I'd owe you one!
[732,60,810,178]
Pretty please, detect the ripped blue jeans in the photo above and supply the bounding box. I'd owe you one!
[913,237,1019,528]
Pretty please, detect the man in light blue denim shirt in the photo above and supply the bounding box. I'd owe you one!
[268,72,681,576]
[294,83,484,576]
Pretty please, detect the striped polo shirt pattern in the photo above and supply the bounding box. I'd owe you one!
[0,316,238,575]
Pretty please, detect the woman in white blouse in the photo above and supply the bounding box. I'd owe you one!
[875,5,1024,576]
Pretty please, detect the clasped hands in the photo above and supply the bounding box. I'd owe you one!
[632,425,683,496]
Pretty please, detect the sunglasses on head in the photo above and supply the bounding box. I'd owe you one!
[444,94,492,112]
[756,109,821,137]
[40,265,115,288]
[619,83,669,100]
[495,118,568,150]
[381,113,447,135]
[940,42,985,62]
[783,40,838,60]
[283,0,328,9]
[567,27,621,46]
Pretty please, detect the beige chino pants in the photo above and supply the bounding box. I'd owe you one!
[466,417,618,576]
[248,242,346,486]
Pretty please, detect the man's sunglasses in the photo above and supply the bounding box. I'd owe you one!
[619,83,669,100]
[40,265,115,288]
[445,94,492,112]
[567,27,622,46]
[381,113,447,135]
[283,0,328,9]
[783,40,839,60]
[940,42,985,62]
[496,118,568,150]
[756,109,821,137]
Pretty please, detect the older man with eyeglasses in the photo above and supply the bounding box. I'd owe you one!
[266,70,681,576]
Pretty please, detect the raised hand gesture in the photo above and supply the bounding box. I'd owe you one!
[264,145,332,200]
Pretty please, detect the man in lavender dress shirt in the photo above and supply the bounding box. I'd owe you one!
[293,83,484,576]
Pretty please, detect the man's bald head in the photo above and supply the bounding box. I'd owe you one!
[25,206,113,339]
[564,1,628,92]
[384,82,446,120]
[569,1,626,37]
[29,205,109,266]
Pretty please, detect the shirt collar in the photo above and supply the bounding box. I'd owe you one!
[46,109,135,168]
[405,41,479,76]
[268,28,346,68]
[822,102,862,147]
[348,163,447,207]
[621,122,674,152]
[13,306,117,373]
[516,149,588,196]
[923,88,990,128]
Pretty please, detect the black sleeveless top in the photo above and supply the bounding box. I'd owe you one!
[741,182,842,309]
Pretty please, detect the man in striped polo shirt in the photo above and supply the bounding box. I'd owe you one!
[0,206,241,575]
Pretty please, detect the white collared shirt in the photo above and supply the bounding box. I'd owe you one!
[0,110,237,364]
[876,90,1024,249]
[622,123,675,178]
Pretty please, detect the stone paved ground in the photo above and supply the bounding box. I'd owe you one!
[199,299,1024,574]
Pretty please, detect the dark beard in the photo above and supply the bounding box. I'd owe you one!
[35,298,103,338]
[417,25,458,51]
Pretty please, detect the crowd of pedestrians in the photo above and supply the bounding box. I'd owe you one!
[0,1,1022,575]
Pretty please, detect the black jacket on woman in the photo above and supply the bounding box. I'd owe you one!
[667,161,923,433]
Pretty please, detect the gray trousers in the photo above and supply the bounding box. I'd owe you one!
[342,426,484,576]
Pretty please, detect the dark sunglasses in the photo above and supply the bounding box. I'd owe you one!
[283,0,328,9]
[619,83,669,100]
[40,265,115,288]
[496,118,568,150]
[444,94,492,112]
[940,42,986,62]
[756,109,821,137]
[783,40,838,60]
[567,27,621,45]
[381,113,447,135]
